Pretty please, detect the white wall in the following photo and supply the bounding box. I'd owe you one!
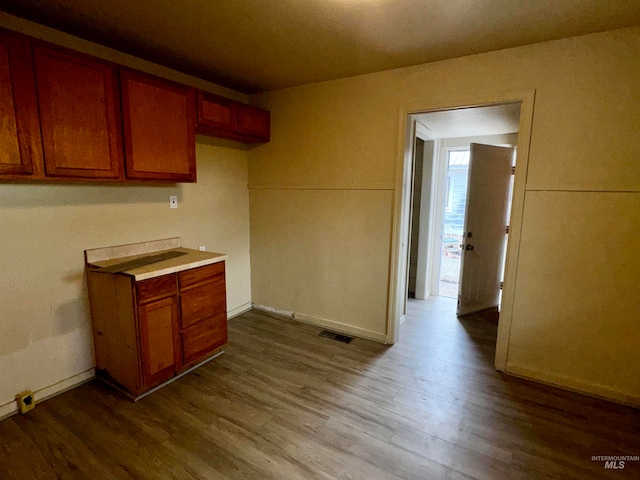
[248,26,640,405]
[0,15,252,418]
[442,133,518,149]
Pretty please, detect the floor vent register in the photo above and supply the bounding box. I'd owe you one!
[319,330,353,344]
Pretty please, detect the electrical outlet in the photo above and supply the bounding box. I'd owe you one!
[198,246,206,251]
[169,196,178,209]
[16,390,35,414]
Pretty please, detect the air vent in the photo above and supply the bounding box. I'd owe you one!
[319,330,353,344]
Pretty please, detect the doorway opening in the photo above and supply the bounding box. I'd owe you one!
[438,148,469,298]
[390,91,535,370]
[398,100,529,357]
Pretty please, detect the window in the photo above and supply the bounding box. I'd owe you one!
[445,174,453,212]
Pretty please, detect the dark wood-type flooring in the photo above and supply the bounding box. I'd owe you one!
[1,297,639,479]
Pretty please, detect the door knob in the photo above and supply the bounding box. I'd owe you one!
[465,244,474,251]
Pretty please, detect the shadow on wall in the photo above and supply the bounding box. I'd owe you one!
[56,269,91,335]
[0,182,183,208]
[0,267,92,358]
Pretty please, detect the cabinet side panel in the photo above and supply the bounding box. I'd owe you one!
[86,270,115,372]
[111,275,142,393]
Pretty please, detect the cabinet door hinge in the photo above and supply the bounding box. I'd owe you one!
[511,166,516,175]
[500,282,504,290]
[506,225,509,234]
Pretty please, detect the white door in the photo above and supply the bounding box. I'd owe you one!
[457,143,514,316]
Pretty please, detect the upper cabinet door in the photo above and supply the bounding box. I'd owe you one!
[33,45,123,179]
[238,104,270,141]
[0,31,43,176]
[121,70,196,182]
[197,92,238,132]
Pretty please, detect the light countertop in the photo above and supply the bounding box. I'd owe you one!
[86,246,227,281]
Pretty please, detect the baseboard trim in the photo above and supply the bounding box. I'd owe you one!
[0,368,95,421]
[505,364,640,409]
[252,304,387,343]
[252,303,295,318]
[294,312,388,343]
[227,301,253,319]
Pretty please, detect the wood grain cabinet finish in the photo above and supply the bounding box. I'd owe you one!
[138,295,181,388]
[120,70,196,182]
[196,92,238,132]
[0,30,43,176]
[33,45,123,179]
[238,104,270,141]
[196,91,270,143]
[179,262,228,367]
[86,261,227,398]
[0,28,271,183]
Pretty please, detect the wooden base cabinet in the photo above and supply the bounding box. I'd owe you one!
[87,261,227,398]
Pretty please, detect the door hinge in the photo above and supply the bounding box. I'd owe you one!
[506,225,509,234]
[511,166,515,175]
[500,282,504,290]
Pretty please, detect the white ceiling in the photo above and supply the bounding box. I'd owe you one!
[2,0,640,93]
[415,103,521,138]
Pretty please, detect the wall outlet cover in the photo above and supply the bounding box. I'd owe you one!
[16,390,35,414]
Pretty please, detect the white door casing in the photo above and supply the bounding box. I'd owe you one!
[457,143,514,316]
[388,90,535,369]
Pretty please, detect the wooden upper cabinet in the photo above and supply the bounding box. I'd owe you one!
[197,92,238,132]
[0,31,43,176]
[33,45,123,179]
[238,104,270,141]
[121,70,196,182]
[196,90,270,143]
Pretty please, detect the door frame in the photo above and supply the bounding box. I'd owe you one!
[429,145,471,298]
[413,126,437,300]
[386,90,535,372]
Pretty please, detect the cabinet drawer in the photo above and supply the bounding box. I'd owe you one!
[180,277,226,329]
[178,262,224,290]
[182,315,227,366]
[136,274,177,304]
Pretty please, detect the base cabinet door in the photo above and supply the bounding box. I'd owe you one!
[138,295,181,387]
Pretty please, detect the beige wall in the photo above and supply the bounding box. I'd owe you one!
[0,16,252,417]
[248,27,640,404]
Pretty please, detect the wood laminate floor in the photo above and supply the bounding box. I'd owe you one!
[1,297,639,479]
